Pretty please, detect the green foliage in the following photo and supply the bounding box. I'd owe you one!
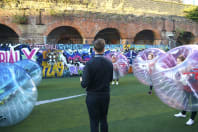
[175,28,194,45]
[1,0,17,2]
[12,15,28,24]
[184,6,198,22]
[50,9,65,17]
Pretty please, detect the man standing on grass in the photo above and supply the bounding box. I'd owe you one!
[80,39,113,132]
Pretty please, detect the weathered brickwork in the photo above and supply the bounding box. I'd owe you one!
[0,0,197,44]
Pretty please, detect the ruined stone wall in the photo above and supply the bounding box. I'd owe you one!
[0,0,195,16]
[0,0,197,44]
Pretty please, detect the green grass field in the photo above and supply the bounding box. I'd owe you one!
[1,75,198,132]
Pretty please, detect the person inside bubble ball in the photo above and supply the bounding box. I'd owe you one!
[147,53,154,95]
[174,55,197,126]
[111,55,120,85]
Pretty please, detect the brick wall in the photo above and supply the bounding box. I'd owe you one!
[0,0,197,44]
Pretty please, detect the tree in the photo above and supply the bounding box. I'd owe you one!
[185,6,198,22]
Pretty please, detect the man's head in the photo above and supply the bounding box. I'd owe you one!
[93,39,105,54]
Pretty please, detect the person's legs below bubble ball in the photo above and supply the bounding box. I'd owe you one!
[148,85,153,95]
[185,92,198,126]
[186,112,197,126]
[174,92,197,126]
[112,70,120,86]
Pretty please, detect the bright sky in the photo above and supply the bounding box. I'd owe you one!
[183,0,198,5]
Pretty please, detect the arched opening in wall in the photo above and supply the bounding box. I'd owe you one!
[0,24,19,44]
[47,26,83,44]
[176,32,195,46]
[134,30,155,44]
[94,28,121,44]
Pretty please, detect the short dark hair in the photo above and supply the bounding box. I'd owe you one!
[148,52,154,58]
[177,55,185,62]
[93,39,105,52]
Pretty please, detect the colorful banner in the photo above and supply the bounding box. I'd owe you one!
[0,44,170,78]
[42,62,64,78]
[0,44,39,63]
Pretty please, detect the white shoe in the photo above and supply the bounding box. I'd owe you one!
[116,81,119,85]
[174,112,186,118]
[112,81,115,85]
[186,119,194,126]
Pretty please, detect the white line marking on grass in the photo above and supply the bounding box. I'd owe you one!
[35,93,86,106]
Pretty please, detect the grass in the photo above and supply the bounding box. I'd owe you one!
[0,75,198,132]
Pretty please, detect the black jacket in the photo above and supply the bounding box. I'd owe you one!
[81,54,113,93]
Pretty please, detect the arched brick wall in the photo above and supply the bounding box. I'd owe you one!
[0,21,22,37]
[44,21,86,39]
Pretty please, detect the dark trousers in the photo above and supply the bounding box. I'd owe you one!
[182,111,197,120]
[149,85,153,91]
[86,93,110,132]
[181,91,198,120]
